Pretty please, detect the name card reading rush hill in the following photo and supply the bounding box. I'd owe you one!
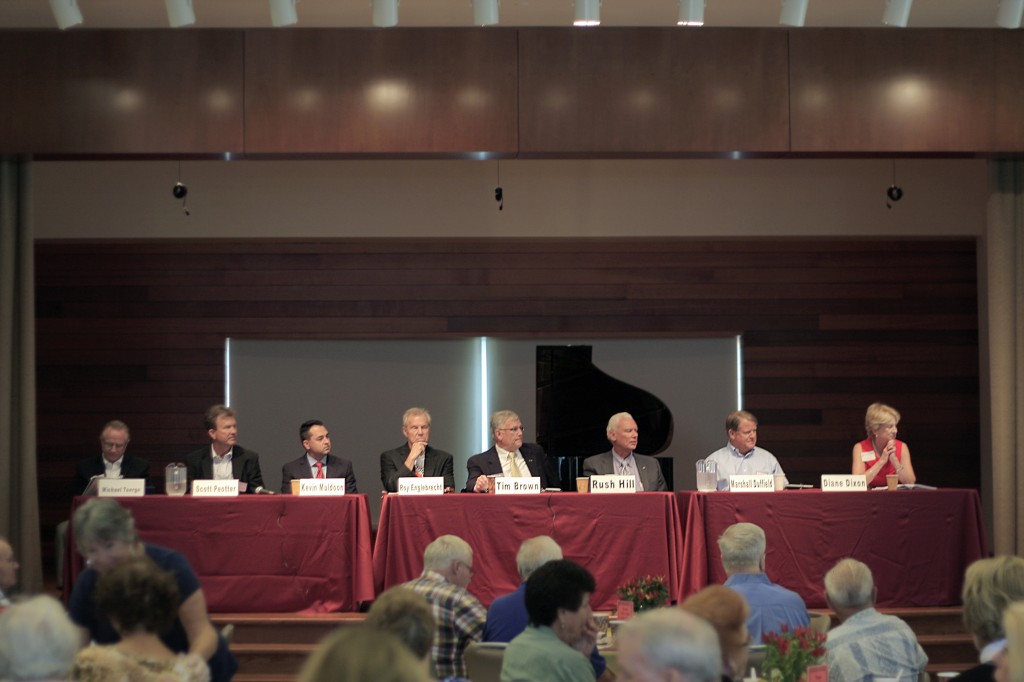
[821,474,868,491]
[495,477,541,494]
[298,479,347,496]
[97,479,146,497]
[192,480,240,497]
[728,474,774,492]
[590,475,636,494]
[398,477,445,495]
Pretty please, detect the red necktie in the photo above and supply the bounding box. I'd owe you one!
[315,461,324,479]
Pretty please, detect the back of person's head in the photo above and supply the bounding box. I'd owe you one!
[524,559,595,628]
[0,595,80,680]
[365,587,436,661]
[299,626,430,682]
[1002,601,1024,682]
[516,536,563,581]
[618,608,722,682]
[680,586,750,677]
[422,535,472,574]
[824,558,875,611]
[95,558,179,635]
[72,497,137,548]
[962,556,1024,647]
[717,523,765,574]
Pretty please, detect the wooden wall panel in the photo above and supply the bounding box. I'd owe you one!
[0,31,244,155]
[244,29,518,154]
[35,237,979,567]
[518,28,790,155]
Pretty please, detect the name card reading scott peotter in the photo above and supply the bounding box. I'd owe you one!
[495,477,541,494]
[192,480,240,497]
[298,479,347,496]
[590,475,637,494]
[97,478,146,497]
[821,474,868,491]
[398,477,445,495]
[728,474,774,492]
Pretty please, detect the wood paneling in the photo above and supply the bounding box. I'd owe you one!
[243,29,518,154]
[0,31,244,155]
[518,28,790,155]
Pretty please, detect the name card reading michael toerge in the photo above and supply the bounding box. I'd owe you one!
[821,474,868,492]
[728,474,774,492]
[97,478,146,497]
[495,477,541,494]
[590,475,637,494]
[298,479,347,496]
[192,480,240,497]
[398,477,445,495]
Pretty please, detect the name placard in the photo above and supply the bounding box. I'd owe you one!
[192,480,240,497]
[97,478,146,497]
[398,477,445,495]
[590,475,637,494]
[821,474,868,491]
[298,479,347,496]
[495,477,541,494]
[728,474,775,492]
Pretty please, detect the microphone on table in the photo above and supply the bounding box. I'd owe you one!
[253,486,276,495]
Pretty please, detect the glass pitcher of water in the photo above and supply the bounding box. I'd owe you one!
[695,460,717,492]
[165,462,187,496]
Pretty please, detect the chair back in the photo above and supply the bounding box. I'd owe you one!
[464,641,507,682]
[808,611,832,634]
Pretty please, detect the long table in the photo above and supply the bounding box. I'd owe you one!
[373,492,685,610]
[66,495,375,613]
[677,489,989,608]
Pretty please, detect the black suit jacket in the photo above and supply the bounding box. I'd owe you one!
[75,454,152,495]
[465,442,555,492]
[185,445,264,493]
[581,450,668,492]
[380,444,455,492]
[281,453,358,494]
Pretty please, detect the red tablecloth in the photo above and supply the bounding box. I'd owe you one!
[66,496,375,613]
[373,492,685,610]
[678,489,989,608]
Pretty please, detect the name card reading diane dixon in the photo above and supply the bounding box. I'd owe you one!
[191,480,241,497]
[821,474,868,491]
[495,477,542,494]
[397,477,445,495]
[728,474,775,492]
[97,479,146,497]
[590,475,636,494]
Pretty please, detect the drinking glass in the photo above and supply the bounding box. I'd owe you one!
[696,460,717,492]
[165,462,187,496]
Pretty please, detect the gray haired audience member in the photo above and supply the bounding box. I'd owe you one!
[615,608,722,682]
[299,627,431,682]
[823,558,927,682]
[365,586,436,664]
[996,601,1024,682]
[483,535,564,641]
[0,595,81,681]
[954,556,1024,682]
[0,536,19,606]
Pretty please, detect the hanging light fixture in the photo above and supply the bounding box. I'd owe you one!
[677,0,704,26]
[573,0,600,26]
[779,0,808,27]
[165,0,196,27]
[882,0,912,27]
[472,0,499,26]
[269,0,297,26]
[996,0,1024,28]
[48,0,83,30]
[373,0,399,27]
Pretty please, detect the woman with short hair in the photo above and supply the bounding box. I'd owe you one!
[852,402,916,487]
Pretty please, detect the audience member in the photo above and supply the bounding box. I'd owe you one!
[824,558,927,682]
[68,498,237,682]
[717,522,808,642]
[996,601,1024,682]
[615,607,722,682]
[365,586,436,669]
[582,412,667,492]
[71,558,209,682]
[75,420,151,494]
[0,535,19,607]
[852,403,917,488]
[705,411,787,490]
[281,419,357,493]
[380,407,456,492]
[501,559,598,682]
[467,410,555,492]
[954,557,1024,682]
[681,585,751,682]
[0,595,80,681]
[404,535,486,680]
[185,404,265,494]
[299,627,431,682]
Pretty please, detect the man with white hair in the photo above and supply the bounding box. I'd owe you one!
[616,608,722,682]
[824,558,927,682]
[0,595,80,681]
[0,536,19,607]
[582,412,667,492]
[718,522,808,642]
[404,534,486,680]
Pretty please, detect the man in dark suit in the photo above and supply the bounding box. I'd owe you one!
[582,412,667,492]
[281,419,358,493]
[75,420,151,494]
[185,404,265,494]
[380,407,455,492]
[466,410,555,492]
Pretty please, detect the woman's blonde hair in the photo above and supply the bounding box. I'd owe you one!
[1003,601,1024,682]
[962,556,1024,646]
[681,585,750,678]
[864,403,900,436]
[299,626,431,682]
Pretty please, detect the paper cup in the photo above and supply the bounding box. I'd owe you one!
[576,477,590,493]
[291,479,300,495]
[774,474,786,491]
[486,474,499,493]
[886,474,898,490]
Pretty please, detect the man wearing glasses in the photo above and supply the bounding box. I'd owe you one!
[75,420,151,494]
[466,410,555,493]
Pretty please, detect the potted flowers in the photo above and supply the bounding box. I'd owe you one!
[761,625,827,682]
[616,575,669,612]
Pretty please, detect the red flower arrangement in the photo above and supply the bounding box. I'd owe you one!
[761,624,827,682]
[616,575,669,611]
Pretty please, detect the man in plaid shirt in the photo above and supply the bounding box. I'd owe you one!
[405,534,486,680]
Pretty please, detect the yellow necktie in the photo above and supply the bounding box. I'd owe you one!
[508,452,523,477]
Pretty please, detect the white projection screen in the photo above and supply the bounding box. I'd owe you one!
[229,337,740,524]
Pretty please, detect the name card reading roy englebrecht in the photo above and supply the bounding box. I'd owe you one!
[728,474,775,492]
[97,478,146,497]
[191,480,241,497]
[397,477,445,495]
[494,477,541,494]
[589,475,636,494]
[821,474,868,491]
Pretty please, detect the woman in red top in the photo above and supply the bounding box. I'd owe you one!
[851,402,917,488]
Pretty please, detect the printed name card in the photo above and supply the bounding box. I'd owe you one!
[615,600,635,620]
[298,479,347,496]
[590,475,637,494]
[398,477,445,495]
[495,477,541,494]
[728,474,775,492]
[821,474,868,491]
[97,479,146,497]
[192,480,240,497]
[806,665,828,682]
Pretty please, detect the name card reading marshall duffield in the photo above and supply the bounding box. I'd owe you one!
[728,474,775,492]
[590,475,637,494]
[821,475,868,491]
